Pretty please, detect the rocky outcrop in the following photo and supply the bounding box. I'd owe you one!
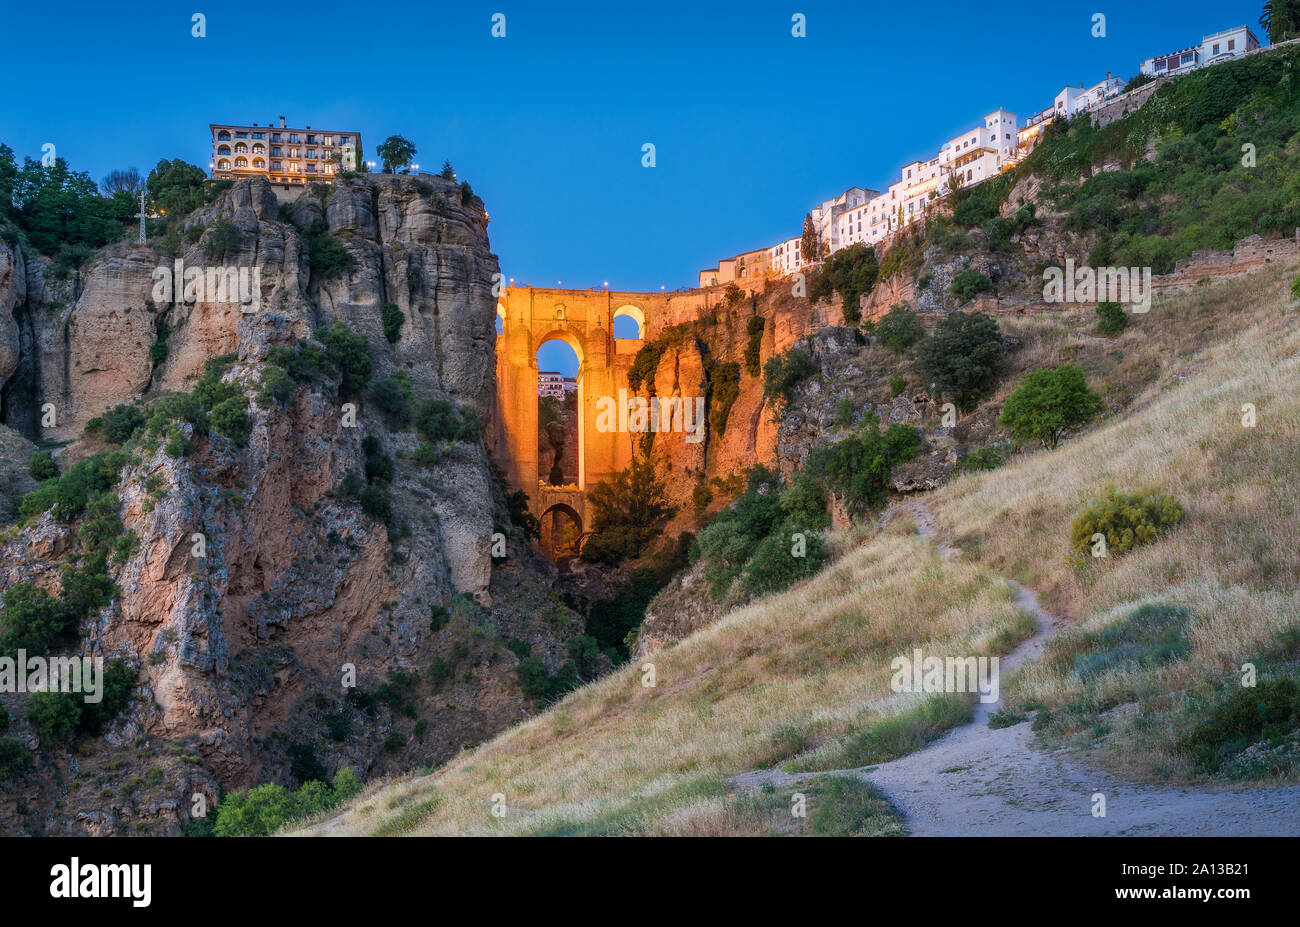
[0,176,583,835]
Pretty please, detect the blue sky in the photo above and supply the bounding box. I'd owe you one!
[0,0,1265,358]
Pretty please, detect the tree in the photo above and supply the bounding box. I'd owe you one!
[376,136,417,174]
[581,458,677,564]
[1260,0,1300,42]
[871,304,926,354]
[999,364,1105,449]
[917,311,1002,411]
[146,159,207,218]
[101,167,142,196]
[810,242,878,324]
[12,156,125,257]
[439,160,456,179]
[800,213,822,264]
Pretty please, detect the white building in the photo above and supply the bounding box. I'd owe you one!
[539,371,567,399]
[809,186,877,257]
[768,236,803,275]
[1140,25,1260,77]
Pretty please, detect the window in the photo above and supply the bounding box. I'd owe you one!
[1228,39,1235,50]
[235,132,248,139]
[1213,44,1220,55]
[271,147,281,157]
[1181,53,1193,63]
[234,143,248,153]
[218,159,231,170]
[289,148,299,158]
[306,149,316,159]
[253,158,265,169]
[306,134,316,144]
[217,145,231,155]
[252,143,265,153]
[271,133,281,142]
[324,136,334,146]
[235,157,247,168]
[272,161,281,171]
[253,133,265,139]
[217,130,231,140]
[289,134,299,143]
[307,164,316,173]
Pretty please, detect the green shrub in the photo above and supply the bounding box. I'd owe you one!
[428,657,455,686]
[382,302,405,343]
[77,659,134,736]
[0,738,32,781]
[709,361,741,436]
[415,398,481,444]
[888,373,908,397]
[958,446,1006,473]
[1184,677,1300,776]
[1069,486,1185,557]
[324,713,349,742]
[212,767,361,836]
[505,490,542,541]
[874,305,926,354]
[371,372,414,428]
[834,397,856,427]
[739,525,827,596]
[580,459,677,565]
[1291,276,1300,301]
[203,218,239,260]
[288,742,328,785]
[999,364,1105,449]
[19,450,127,522]
[762,345,817,414]
[0,583,72,657]
[28,451,58,482]
[1096,300,1128,336]
[85,404,145,444]
[303,219,356,280]
[949,269,992,303]
[805,422,923,516]
[27,690,82,744]
[257,364,295,407]
[744,316,765,377]
[809,242,878,324]
[1068,603,1192,681]
[315,322,373,394]
[916,311,1002,411]
[209,395,250,446]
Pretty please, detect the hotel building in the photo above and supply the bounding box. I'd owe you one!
[210,116,361,187]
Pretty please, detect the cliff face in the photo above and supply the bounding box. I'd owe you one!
[0,176,582,835]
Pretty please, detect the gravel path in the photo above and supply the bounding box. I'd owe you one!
[731,501,1300,836]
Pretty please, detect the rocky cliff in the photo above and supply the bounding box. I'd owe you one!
[0,175,585,835]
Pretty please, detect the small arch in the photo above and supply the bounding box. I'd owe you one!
[613,305,645,339]
[217,130,231,140]
[234,142,248,153]
[235,157,248,169]
[217,144,231,156]
[540,502,583,564]
[218,159,231,171]
[252,157,266,169]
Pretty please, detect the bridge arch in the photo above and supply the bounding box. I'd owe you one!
[491,286,713,559]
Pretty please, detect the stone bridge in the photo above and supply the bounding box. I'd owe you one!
[490,285,715,556]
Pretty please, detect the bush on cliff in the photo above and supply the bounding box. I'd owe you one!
[581,458,677,565]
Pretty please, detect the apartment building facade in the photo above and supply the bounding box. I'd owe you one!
[210,116,361,186]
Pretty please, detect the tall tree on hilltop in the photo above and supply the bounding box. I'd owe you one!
[376,136,417,174]
[1260,0,1300,42]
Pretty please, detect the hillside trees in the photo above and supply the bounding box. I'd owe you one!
[999,364,1105,449]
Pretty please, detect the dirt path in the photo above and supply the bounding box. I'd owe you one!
[732,500,1300,836]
